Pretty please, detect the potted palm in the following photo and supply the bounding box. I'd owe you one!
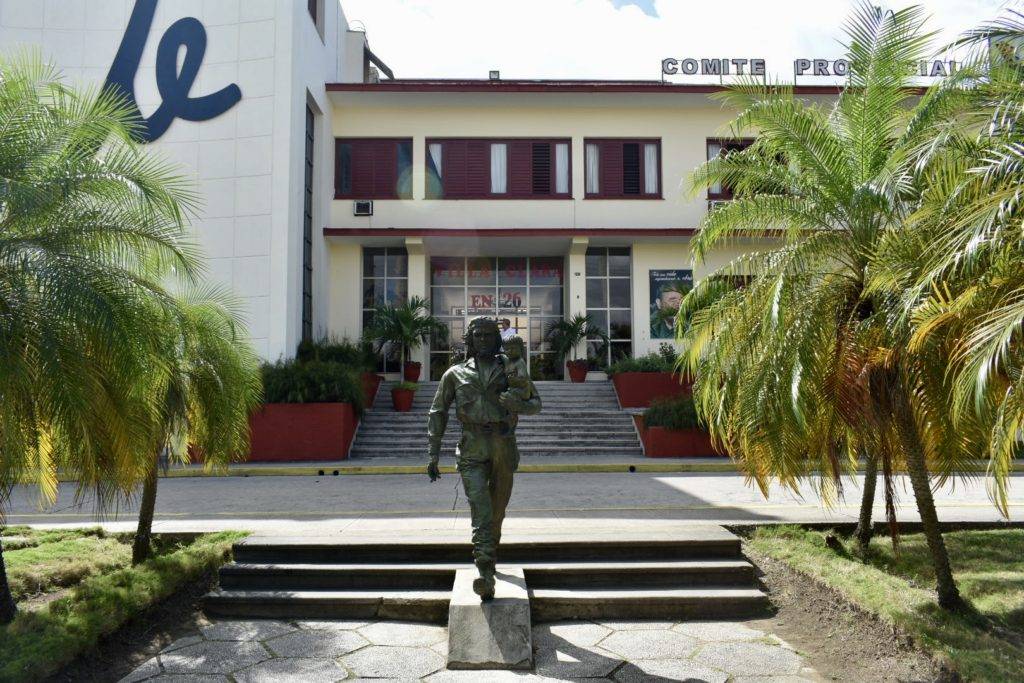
[391,381,418,412]
[365,296,448,406]
[544,314,608,383]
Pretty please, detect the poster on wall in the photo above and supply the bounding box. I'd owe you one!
[649,269,693,339]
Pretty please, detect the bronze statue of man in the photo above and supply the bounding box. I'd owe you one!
[427,317,542,600]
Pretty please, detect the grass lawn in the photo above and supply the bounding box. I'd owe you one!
[0,527,245,682]
[749,525,1024,682]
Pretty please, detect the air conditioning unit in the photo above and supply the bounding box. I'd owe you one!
[707,199,730,212]
[353,200,373,216]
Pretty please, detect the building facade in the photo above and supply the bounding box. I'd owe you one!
[2,1,837,376]
[325,81,837,379]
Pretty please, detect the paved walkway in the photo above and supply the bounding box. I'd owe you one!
[120,618,821,682]
[9,472,1021,533]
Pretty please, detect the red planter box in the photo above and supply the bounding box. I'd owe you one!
[361,372,383,407]
[612,372,692,408]
[248,403,357,462]
[633,415,723,458]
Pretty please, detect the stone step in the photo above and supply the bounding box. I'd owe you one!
[218,560,753,592]
[529,587,771,622]
[353,437,640,447]
[360,413,634,421]
[349,447,645,457]
[219,563,457,591]
[357,427,637,435]
[231,534,742,565]
[204,589,450,623]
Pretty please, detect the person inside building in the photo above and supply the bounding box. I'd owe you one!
[500,318,517,341]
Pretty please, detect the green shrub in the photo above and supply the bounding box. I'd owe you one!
[393,381,419,391]
[0,532,245,682]
[295,337,376,371]
[261,359,365,413]
[643,394,701,430]
[607,344,684,376]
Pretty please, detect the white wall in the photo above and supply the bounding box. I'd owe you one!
[0,0,355,360]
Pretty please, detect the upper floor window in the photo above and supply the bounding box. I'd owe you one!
[336,138,413,199]
[706,138,755,200]
[425,138,571,199]
[584,139,660,199]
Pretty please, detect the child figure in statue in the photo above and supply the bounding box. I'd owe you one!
[500,335,531,471]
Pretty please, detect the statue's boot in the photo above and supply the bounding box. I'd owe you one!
[472,559,496,601]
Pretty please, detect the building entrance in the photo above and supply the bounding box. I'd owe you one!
[429,256,564,380]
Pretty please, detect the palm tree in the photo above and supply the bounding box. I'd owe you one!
[364,296,447,372]
[886,8,1024,518]
[0,55,200,622]
[544,313,608,369]
[680,3,973,609]
[132,289,262,564]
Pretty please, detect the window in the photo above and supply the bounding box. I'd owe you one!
[585,247,633,369]
[584,139,660,199]
[335,138,412,199]
[705,138,755,200]
[302,105,315,341]
[425,138,571,199]
[429,256,565,380]
[362,247,409,373]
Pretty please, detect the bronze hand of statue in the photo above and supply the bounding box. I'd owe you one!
[427,455,440,481]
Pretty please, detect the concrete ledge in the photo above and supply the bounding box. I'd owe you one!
[447,568,532,670]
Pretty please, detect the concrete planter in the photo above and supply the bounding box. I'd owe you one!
[391,386,416,411]
[403,361,422,382]
[361,372,383,407]
[612,372,691,408]
[248,403,357,462]
[566,360,588,383]
[633,415,721,458]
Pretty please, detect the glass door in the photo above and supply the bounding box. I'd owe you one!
[429,256,565,380]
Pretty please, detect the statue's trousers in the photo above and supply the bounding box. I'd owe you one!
[456,428,517,565]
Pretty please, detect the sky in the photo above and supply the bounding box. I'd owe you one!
[341,0,1005,82]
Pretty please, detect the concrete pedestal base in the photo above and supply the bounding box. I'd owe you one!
[446,567,533,670]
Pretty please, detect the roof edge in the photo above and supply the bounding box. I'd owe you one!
[325,79,899,95]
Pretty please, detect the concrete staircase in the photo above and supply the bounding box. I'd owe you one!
[204,528,770,623]
[350,381,643,458]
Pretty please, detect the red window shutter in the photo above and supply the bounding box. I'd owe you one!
[443,141,467,197]
[509,141,532,196]
[351,142,375,197]
[532,142,552,195]
[466,140,488,196]
[372,141,397,197]
[600,141,623,197]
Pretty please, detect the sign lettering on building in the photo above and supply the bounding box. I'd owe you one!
[661,57,957,79]
[104,0,243,142]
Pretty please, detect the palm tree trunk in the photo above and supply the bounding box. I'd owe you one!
[853,450,878,555]
[0,537,16,624]
[132,455,159,566]
[894,395,963,610]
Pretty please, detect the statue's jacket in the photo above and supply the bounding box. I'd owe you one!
[427,356,542,465]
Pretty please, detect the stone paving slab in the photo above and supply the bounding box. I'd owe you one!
[118,616,822,682]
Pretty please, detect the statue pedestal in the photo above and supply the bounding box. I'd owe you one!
[446,567,533,670]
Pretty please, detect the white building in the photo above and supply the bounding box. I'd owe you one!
[0,0,388,360]
[2,1,840,380]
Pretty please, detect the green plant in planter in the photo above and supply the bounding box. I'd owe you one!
[643,395,701,430]
[296,337,376,372]
[364,296,448,371]
[261,359,365,414]
[393,381,419,391]
[544,314,608,374]
[607,352,673,375]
